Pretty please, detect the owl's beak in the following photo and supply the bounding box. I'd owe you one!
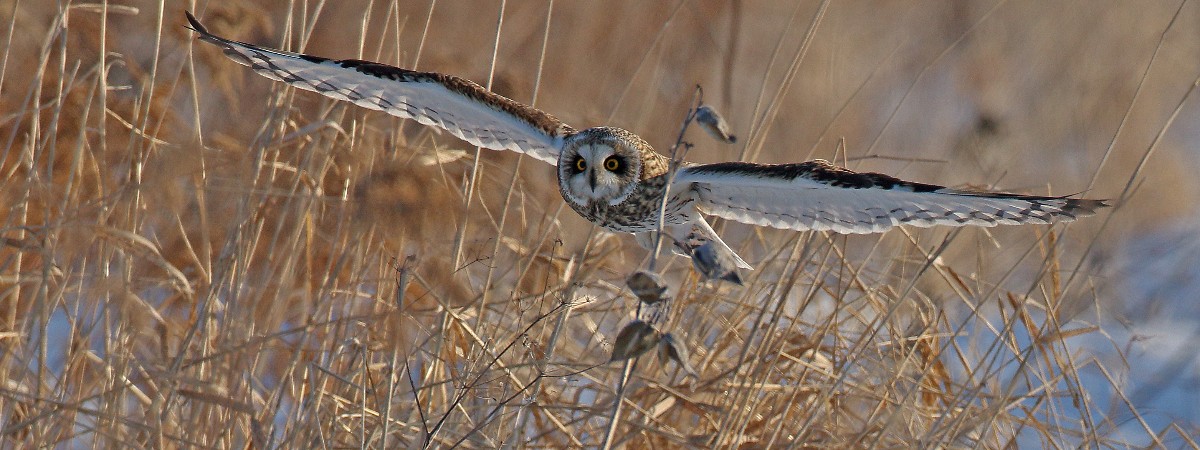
[588,169,598,192]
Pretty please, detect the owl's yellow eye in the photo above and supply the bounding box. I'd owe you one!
[574,158,587,172]
[604,157,621,171]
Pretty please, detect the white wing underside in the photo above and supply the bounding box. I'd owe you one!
[672,163,1105,235]
[187,13,569,164]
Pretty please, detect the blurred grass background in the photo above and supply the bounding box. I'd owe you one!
[1,0,1198,447]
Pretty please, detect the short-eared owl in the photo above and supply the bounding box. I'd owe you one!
[186,12,1108,282]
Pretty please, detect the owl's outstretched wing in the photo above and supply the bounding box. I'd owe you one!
[672,160,1108,234]
[185,11,573,165]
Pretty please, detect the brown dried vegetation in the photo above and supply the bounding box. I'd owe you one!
[2,0,1197,448]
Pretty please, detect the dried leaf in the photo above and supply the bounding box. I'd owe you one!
[690,241,742,285]
[695,105,737,144]
[610,320,661,362]
[626,270,670,304]
[658,333,699,378]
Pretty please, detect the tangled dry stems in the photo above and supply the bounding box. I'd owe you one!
[2,1,1195,448]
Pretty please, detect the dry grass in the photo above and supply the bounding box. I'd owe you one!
[2,0,1198,448]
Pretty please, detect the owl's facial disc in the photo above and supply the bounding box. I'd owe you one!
[562,142,636,206]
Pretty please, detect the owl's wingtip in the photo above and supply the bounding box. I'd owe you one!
[184,11,226,46]
[1062,197,1111,218]
[184,11,206,34]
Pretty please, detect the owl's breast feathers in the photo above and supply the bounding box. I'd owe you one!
[574,175,698,232]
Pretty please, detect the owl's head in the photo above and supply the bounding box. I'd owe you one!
[558,127,649,206]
